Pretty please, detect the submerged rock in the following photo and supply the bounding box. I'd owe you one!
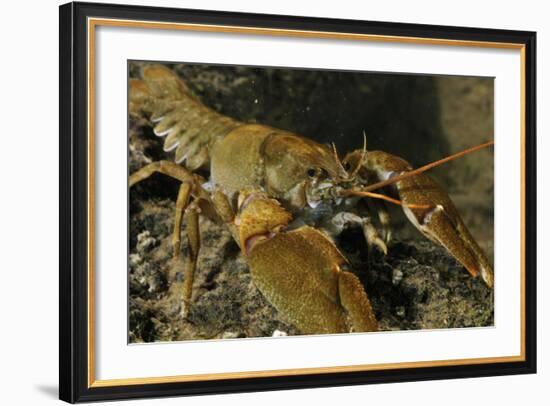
[128,197,493,342]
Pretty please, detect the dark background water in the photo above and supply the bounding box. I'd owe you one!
[132,62,449,165]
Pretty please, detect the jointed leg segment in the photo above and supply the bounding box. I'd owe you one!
[368,199,392,244]
[172,182,193,262]
[130,160,204,319]
[326,212,388,255]
[129,160,195,186]
[182,205,200,318]
[362,218,388,255]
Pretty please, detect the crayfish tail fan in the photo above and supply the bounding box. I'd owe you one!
[130,64,241,170]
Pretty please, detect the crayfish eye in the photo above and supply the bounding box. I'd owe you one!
[307,168,317,178]
[343,161,352,171]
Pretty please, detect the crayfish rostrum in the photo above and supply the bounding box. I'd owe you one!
[128,63,494,340]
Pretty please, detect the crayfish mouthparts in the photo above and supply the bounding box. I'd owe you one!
[305,183,348,210]
[305,180,336,208]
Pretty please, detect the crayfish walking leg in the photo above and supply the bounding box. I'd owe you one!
[130,160,209,317]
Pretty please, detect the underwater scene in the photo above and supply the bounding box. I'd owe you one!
[128,61,494,343]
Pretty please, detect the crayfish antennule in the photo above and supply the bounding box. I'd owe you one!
[359,140,495,193]
[330,142,339,164]
[331,142,347,180]
[347,134,368,180]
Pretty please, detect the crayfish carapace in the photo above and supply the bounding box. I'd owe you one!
[129,64,494,335]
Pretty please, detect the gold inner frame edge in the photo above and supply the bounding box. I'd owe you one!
[87,17,527,388]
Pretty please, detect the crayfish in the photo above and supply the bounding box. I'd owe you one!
[129,64,494,336]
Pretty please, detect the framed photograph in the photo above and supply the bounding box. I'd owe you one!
[59,1,536,403]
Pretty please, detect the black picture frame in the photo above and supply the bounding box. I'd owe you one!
[59,1,537,403]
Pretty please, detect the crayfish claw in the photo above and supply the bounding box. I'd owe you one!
[364,150,494,287]
[409,202,493,287]
[236,191,378,334]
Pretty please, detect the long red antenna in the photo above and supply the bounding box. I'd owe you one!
[355,140,494,193]
[347,190,431,209]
